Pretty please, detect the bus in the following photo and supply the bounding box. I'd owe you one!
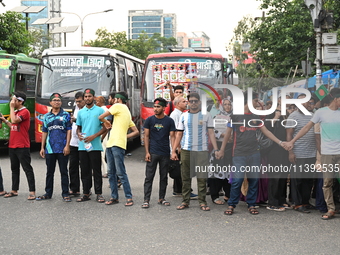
[36,47,144,143]
[0,50,40,144]
[140,48,232,144]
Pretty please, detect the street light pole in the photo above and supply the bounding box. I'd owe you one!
[51,9,113,46]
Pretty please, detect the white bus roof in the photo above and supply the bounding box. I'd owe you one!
[42,47,144,64]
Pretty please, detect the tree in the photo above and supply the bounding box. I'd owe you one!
[85,29,177,59]
[0,12,33,54]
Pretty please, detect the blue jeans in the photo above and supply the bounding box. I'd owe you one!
[106,146,132,200]
[228,152,260,208]
[45,153,69,198]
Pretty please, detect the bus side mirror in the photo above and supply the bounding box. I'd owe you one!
[9,60,17,71]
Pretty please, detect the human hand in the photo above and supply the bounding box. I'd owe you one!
[40,148,45,158]
[171,151,179,161]
[288,151,296,164]
[281,141,293,151]
[103,121,112,129]
[63,145,70,156]
[145,153,151,162]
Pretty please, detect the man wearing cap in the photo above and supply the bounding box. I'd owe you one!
[76,88,107,203]
[2,91,36,200]
[99,91,139,206]
[141,97,176,208]
[37,93,72,201]
[286,87,340,220]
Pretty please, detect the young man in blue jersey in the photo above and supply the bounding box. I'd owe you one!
[37,93,72,202]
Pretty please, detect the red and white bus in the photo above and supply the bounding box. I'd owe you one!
[35,47,144,142]
[140,48,233,144]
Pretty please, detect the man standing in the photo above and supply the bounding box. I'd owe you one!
[76,88,107,203]
[286,94,316,213]
[37,93,72,202]
[171,92,218,211]
[217,92,287,215]
[68,91,85,196]
[142,97,176,208]
[99,91,139,206]
[2,92,36,200]
[286,88,340,220]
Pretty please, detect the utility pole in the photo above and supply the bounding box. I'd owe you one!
[305,0,323,89]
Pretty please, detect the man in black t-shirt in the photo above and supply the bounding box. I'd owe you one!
[142,97,176,208]
[217,91,287,216]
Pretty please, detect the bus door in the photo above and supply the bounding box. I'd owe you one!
[125,59,140,119]
[15,62,38,141]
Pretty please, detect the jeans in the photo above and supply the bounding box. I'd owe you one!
[106,146,132,200]
[0,167,4,192]
[144,154,169,201]
[68,146,80,193]
[79,151,102,195]
[228,152,260,208]
[9,148,35,192]
[45,153,69,198]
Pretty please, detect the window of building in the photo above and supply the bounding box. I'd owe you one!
[132,22,161,28]
[131,16,161,22]
[163,17,173,23]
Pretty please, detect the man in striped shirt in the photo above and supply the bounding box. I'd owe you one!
[171,92,219,211]
[286,94,316,213]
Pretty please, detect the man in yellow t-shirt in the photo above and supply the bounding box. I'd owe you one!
[99,92,139,206]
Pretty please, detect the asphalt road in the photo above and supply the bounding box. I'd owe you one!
[1,143,340,255]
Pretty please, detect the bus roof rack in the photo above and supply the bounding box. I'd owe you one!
[168,47,212,53]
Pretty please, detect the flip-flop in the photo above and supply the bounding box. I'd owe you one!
[125,199,134,206]
[27,194,36,200]
[36,195,51,201]
[4,192,18,198]
[0,191,7,196]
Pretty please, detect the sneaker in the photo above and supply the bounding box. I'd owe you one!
[172,192,182,197]
[190,193,198,200]
[266,206,285,212]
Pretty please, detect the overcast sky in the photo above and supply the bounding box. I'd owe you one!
[1,0,263,56]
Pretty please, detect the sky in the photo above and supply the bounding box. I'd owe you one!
[1,0,263,57]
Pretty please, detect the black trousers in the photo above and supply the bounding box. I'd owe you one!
[79,150,102,195]
[9,148,35,192]
[69,146,80,193]
[267,175,287,206]
[144,154,169,201]
[209,178,231,201]
[290,157,315,206]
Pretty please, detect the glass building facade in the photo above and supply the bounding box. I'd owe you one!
[128,10,176,40]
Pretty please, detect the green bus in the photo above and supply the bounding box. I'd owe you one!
[0,50,40,144]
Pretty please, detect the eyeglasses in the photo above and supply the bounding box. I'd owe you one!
[189,100,199,104]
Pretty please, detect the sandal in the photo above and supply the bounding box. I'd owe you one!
[321,211,335,220]
[4,192,18,198]
[213,198,224,205]
[63,196,72,202]
[177,203,189,210]
[141,201,149,209]
[36,194,51,201]
[125,199,134,206]
[27,194,36,200]
[96,195,105,203]
[158,199,170,206]
[105,198,119,205]
[248,206,259,215]
[0,191,7,196]
[224,196,229,202]
[200,204,210,211]
[224,206,234,215]
[76,195,91,202]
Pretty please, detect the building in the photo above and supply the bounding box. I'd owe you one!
[128,10,176,40]
[21,0,61,45]
[176,31,211,50]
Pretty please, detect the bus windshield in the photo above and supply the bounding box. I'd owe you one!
[0,62,11,98]
[39,55,114,99]
[144,57,223,102]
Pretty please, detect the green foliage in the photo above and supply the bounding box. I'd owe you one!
[230,0,340,91]
[85,29,177,59]
[0,12,33,55]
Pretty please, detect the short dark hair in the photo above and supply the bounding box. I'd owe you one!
[75,91,84,99]
[330,87,340,100]
[187,92,200,101]
[153,97,167,107]
[174,85,184,92]
[116,91,128,104]
[243,91,258,105]
[109,92,116,99]
[13,91,26,105]
[320,94,331,107]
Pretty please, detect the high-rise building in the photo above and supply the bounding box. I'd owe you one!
[21,0,61,45]
[128,10,176,40]
[176,31,211,50]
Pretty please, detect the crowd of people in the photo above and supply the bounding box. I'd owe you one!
[1,86,340,220]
